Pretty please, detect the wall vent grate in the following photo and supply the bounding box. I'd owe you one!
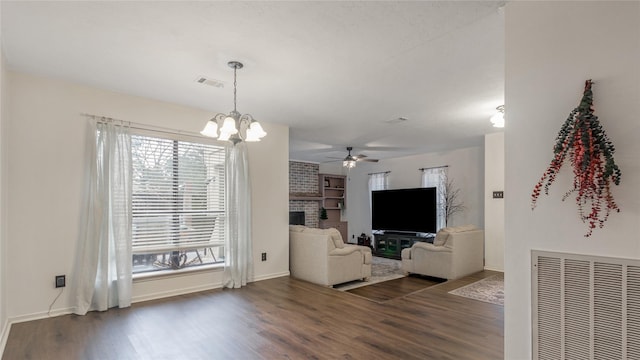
[533,250,640,360]
[195,76,225,88]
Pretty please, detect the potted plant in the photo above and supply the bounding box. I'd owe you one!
[320,207,328,220]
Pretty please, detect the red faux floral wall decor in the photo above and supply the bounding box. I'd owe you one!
[531,79,621,237]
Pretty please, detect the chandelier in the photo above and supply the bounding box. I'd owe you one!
[200,61,266,144]
[490,105,505,128]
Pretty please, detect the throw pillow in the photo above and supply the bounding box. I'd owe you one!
[326,228,345,249]
[433,229,450,246]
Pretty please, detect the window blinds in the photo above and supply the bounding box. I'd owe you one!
[130,134,226,253]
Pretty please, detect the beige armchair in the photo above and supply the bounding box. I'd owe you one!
[401,225,484,280]
[289,225,372,286]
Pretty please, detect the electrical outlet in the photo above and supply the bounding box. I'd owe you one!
[55,275,66,288]
[261,252,267,261]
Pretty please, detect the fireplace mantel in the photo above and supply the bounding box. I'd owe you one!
[289,192,322,201]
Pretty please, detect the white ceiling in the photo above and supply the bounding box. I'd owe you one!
[1,1,505,164]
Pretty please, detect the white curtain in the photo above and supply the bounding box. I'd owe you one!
[223,142,253,288]
[421,166,447,231]
[74,120,132,315]
[368,172,389,211]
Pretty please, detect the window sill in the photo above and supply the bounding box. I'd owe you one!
[133,263,224,282]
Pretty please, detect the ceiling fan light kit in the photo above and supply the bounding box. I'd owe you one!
[343,158,357,169]
[200,61,267,144]
[341,146,378,168]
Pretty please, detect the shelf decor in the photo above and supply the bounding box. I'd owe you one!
[320,207,328,220]
[531,79,621,237]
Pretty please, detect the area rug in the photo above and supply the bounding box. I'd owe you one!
[333,256,405,291]
[448,273,504,306]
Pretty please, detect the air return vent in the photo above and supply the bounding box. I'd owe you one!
[195,76,225,88]
[532,250,640,359]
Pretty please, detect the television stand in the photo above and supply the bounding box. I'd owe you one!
[373,232,434,259]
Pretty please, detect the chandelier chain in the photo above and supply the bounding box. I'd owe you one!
[233,66,238,113]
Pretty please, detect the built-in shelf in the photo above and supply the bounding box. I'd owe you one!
[319,174,348,241]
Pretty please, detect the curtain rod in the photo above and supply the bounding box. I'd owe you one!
[367,171,390,175]
[418,165,448,171]
[80,113,207,139]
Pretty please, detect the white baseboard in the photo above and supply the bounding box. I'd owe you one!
[8,307,74,326]
[132,282,223,304]
[484,266,504,272]
[252,271,290,282]
[0,318,10,356]
[132,270,290,304]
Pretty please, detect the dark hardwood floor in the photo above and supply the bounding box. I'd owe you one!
[346,274,447,303]
[3,271,503,359]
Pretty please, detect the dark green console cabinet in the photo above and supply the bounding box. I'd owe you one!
[373,233,434,259]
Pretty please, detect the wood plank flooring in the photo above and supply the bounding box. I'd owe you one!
[2,271,503,359]
[346,274,446,303]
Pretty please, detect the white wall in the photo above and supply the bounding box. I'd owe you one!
[339,146,484,242]
[484,132,504,271]
[6,72,289,321]
[505,2,640,359]
[0,11,8,350]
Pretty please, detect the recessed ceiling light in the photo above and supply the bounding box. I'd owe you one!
[195,76,225,88]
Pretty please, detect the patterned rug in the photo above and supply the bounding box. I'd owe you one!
[334,256,405,291]
[448,273,504,305]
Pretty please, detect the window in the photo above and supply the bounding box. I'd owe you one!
[368,172,389,193]
[130,132,226,274]
[368,171,389,216]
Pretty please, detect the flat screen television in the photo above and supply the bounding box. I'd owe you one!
[371,187,437,234]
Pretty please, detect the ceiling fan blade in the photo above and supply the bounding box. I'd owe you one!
[358,158,379,162]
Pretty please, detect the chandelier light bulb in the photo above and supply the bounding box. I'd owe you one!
[244,127,261,142]
[249,121,267,138]
[200,119,219,137]
[220,116,238,134]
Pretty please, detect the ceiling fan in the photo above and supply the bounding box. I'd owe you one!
[334,146,379,168]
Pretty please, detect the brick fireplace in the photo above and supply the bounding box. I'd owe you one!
[289,161,320,228]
